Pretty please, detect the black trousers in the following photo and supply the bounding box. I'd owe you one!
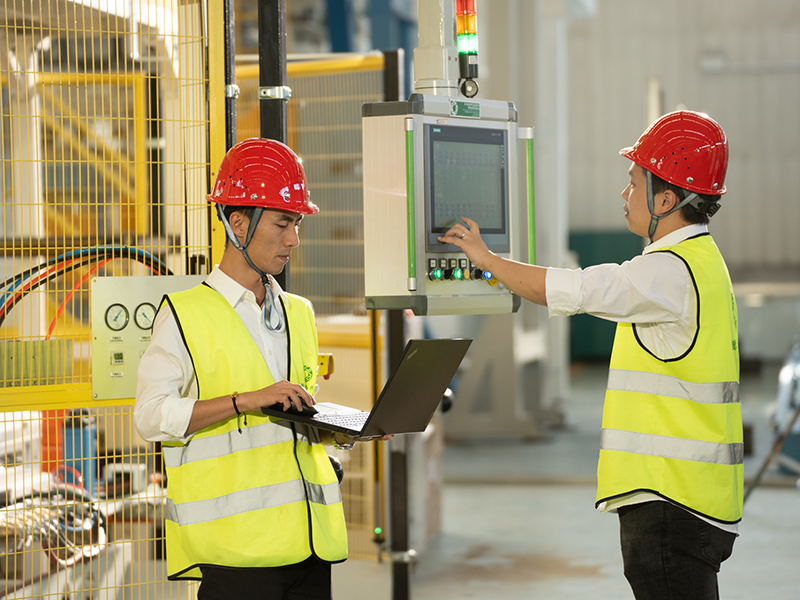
[618,501,736,600]
[198,559,332,600]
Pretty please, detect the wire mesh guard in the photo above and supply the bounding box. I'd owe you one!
[289,67,382,317]
[2,0,209,597]
[0,406,182,599]
[1,0,389,595]
[1,0,210,379]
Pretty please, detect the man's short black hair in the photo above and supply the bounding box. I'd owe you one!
[222,205,255,221]
[648,172,716,225]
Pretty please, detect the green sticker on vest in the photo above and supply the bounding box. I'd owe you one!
[304,365,313,383]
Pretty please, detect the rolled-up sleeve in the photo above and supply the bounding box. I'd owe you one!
[134,307,197,442]
[544,252,690,324]
[545,267,585,317]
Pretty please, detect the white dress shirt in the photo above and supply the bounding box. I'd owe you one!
[545,224,738,534]
[134,267,290,443]
[547,225,708,359]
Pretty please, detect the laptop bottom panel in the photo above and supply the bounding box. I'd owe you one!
[260,405,368,437]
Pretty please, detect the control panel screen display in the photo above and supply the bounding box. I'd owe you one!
[431,140,504,231]
[425,124,509,252]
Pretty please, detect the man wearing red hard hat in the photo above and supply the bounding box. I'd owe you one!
[135,139,362,598]
[441,112,740,599]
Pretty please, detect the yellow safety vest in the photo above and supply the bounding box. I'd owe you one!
[596,233,743,523]
[160,284,347,580]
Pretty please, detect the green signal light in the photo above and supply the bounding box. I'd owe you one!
[457,33,478,55]
[453,269,463,280]
[433,268,443,280]
[374,527,383,535]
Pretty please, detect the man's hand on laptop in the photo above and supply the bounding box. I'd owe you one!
[330,431,393,450]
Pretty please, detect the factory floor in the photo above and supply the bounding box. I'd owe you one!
[334,360,800,599]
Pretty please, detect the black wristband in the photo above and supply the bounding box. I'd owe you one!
[231,392,246,433]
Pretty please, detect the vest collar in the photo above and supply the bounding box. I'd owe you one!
[644,223,708,254]
[205,266,287,309]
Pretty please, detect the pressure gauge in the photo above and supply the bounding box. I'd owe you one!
[104,303,129,331]
[134,302,157,330]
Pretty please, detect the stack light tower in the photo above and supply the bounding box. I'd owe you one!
[456,0,479,98]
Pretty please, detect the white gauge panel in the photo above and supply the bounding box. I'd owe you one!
[91,275,206,400]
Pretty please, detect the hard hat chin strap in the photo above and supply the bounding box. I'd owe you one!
[217,204,267,277]
[262,283,284,332]
[216,204,284,332]
[645,170,699,242]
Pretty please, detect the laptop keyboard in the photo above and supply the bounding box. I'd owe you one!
[314,411,370,430]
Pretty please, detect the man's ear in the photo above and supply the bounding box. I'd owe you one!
[657,190,680,216]
[227,210,250,243]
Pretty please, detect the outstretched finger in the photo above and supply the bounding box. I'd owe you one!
[439,224,466,243]
[460,216,480,235]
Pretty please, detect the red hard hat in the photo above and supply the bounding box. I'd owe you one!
[620,111,728,196]
[207,138,319,214]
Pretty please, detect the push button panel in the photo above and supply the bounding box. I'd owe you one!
[426,255,499,286]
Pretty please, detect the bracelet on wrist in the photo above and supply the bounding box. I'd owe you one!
[231,392,247,434]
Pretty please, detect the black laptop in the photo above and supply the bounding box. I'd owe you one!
[261,338,472,437]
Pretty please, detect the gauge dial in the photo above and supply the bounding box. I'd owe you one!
[134,302,157,330]
[104,303,129,332]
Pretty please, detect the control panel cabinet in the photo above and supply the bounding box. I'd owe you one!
[362,94,524,315]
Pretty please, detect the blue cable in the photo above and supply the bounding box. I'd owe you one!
[0,245,171,314]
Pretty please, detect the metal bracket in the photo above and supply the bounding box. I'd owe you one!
[258,85,292,100]
[390,549,418,564]
[225,84,240,99]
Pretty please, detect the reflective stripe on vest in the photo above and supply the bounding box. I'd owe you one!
[597,234,743,523]
[601,429,744,466]
[607,369,739,405]
[161,284,347,579]
[164,479,343,526]
[161,419,300,469]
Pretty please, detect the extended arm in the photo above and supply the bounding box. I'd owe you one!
[439,217,692,323]
[438,217,548,306]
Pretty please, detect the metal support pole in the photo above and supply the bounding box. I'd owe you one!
[224,0,238,149]
[258,0,289,144]
[387,312,410,600]
[258,0,290,288]
[382,48,412,600]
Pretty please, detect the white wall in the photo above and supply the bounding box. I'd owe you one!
[477,0,800,279]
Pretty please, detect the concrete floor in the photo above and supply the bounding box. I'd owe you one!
[411,484,799,599]
[335,361,800,599]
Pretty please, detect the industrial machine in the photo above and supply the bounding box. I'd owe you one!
[362,0,535,316]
